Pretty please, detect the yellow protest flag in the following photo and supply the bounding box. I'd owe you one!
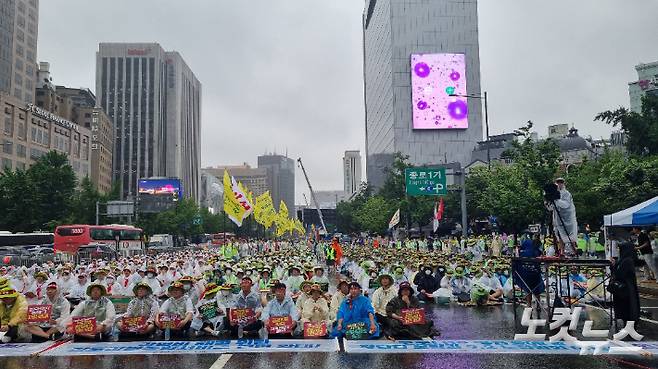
[223,170,253,227]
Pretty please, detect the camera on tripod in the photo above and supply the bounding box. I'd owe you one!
[543,183,561,202]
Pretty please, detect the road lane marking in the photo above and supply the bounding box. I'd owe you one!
[209,354,232,369]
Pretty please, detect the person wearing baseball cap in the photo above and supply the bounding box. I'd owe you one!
[333,282,379,339]
[0,285,27,343]
[25,282,70,342]
[383,281,438,340]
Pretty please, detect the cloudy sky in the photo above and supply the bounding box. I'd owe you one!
[38,0,658,204]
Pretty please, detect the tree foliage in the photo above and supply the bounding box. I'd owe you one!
[595,94,658,156]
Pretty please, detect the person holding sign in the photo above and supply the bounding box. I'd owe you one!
[333,282,379,339]
[156,281,194,336]
[229,276,263,338]
[0,283,28,343]
[25,282,70,341]
[384,282,438,340]
[117,282,159,338]
[192,283,225,337]
[301,284,329,333]
[68,282,116,341]
[261,282,298,338]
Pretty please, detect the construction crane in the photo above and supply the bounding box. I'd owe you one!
[297,158,327,235]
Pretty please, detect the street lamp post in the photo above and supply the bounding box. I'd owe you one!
[450,92,490,168]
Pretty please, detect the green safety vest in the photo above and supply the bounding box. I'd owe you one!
[325,247,335,260]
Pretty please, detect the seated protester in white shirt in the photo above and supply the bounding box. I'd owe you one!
[24,271,49,304]
[68,283,116,341]
[216,284,237,310]
[57,267,75,297]
[179,276,201,306]
[192,283,226,337]
[475,266,503,302]
[143,267,164,298]
[117,282,159,339]
[155,281,194,337]
[67,273,91,304]
[116,267,136,296]
[25,281,70,342]
[370,274,398,326]
[261,282,299,338]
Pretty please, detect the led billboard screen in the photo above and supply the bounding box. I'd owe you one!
[411,53,468,130]
[138,178,182,200]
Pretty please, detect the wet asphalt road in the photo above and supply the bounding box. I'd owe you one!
[1,302,657,369]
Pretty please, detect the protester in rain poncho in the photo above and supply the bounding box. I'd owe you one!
[546,178,578,256]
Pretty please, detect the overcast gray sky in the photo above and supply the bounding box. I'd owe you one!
[38,0,658,204]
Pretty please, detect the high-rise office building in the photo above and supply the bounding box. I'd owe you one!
[0,0,39,104]
[343,150,362,194]
[629,61,658,113]
[203,164,269,198]
[96,43,201,201]
[363,0,482,188]
[257,154,295,215]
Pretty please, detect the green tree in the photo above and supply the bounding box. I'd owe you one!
[28,151,77,230]
[0,168,39,231]
[466,164,543,233]
[355,196,395,235]
[503,121,561,189]
[69,177,102,225]
[595,94,658,156]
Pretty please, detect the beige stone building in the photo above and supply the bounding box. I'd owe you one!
[202,164,269,198]
[1,92,92,179]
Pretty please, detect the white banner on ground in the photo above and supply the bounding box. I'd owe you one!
[42,339,339,356]
[344,340,658,355]
[0,342,53,357]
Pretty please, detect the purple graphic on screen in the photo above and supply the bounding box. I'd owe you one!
[411,53,468,129]
[414,62,430,78]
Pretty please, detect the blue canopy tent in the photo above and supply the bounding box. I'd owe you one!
[604,195,658,227]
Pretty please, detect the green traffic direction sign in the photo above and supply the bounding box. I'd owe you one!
[193,215,202,225]
[405,167,447,196]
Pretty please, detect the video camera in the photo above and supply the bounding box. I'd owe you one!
[543,183,561,202]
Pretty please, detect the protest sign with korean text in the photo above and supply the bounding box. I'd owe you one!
[26,305,52,324]
[401,308,426,325]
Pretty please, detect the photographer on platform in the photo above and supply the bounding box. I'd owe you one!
[544,178,578,257]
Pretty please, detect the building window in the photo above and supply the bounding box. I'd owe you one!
[16,162,25,170]
[2,140,12,154]
[16,45,23,57]
[16,144,26,158]
[4,117,12,136]
[1,158,11,170]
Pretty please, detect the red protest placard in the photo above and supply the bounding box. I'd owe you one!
[303,322,327,338]
[72,316,97,335]
[158,313,182,329]
[401,308,426,325]
[267,316,293,334]
[26,305,52,323]
[229,308,255,325]
[121,316,147,332]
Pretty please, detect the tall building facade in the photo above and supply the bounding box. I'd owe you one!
[1,92,92,179]
[96,43,201,201]
[629,61,658,113]
[343,150,362,194]
[257,154,295,215]
[202,164,269,198]
[363,0,483,188]
[0,0,39,104]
